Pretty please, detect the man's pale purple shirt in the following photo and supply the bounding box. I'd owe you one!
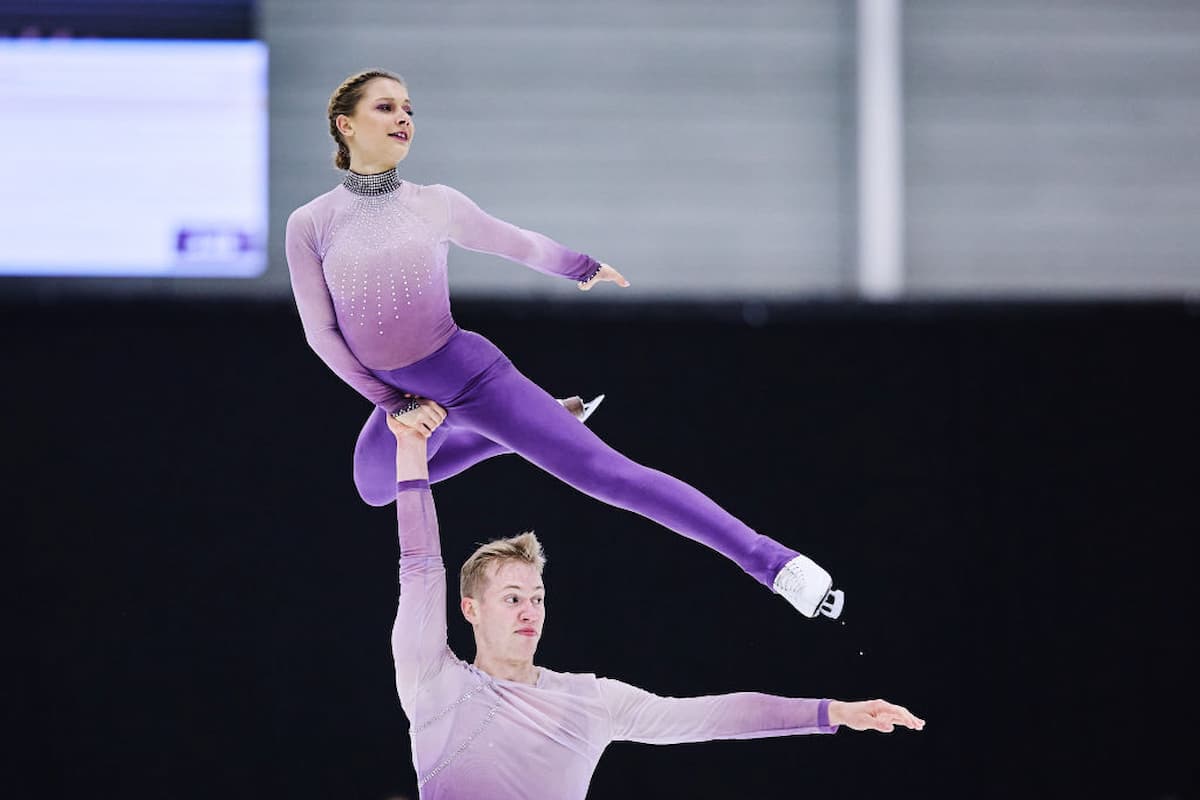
[393,480,835,799]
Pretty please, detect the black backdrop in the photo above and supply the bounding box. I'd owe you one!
[6,299,1197,799]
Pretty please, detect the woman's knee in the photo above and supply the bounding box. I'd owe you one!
[568,450,653,507]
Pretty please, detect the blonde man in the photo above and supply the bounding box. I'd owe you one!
[387,411,922,799]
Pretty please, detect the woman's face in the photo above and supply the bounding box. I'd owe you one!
[339,77,415,168]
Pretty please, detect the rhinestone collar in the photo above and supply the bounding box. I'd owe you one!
[342,167,402,196]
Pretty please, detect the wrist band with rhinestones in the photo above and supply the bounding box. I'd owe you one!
[390,399,423,420]
[577,263,602,285]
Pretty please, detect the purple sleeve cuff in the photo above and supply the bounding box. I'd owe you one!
[573,255,602,283]
[818,699,838,733]
[396,479,431,492]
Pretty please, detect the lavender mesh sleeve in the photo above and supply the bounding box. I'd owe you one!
[598,678,838,743]
[390,479,453,700]
[439,185,601,282]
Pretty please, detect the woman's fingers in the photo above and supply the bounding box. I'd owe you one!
[577,264,630,291]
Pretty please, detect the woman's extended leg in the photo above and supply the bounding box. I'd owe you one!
[360,330,840,617]
[449,363,800,591]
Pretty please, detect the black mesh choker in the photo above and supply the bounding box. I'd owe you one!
[342,168,402,196]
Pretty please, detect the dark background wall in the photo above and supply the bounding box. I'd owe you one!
[6,300,1197,799]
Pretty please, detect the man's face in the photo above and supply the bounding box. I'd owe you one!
[463,560,545,663]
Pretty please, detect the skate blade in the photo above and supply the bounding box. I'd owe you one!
[579,394,605,424]
[818,589,845,619]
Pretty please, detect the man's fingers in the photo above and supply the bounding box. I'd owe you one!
[891,706,921,728]
[874,704,924,731]
[881,702,922,728]
[414,399,448,423]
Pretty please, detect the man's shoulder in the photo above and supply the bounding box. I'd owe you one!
[538,666,604,695]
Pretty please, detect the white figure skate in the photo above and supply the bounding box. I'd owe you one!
[773,554,845,619]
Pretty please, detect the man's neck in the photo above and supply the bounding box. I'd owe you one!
[474,653,538,686]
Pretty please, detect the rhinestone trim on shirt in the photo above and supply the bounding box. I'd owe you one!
[413,672,501,789]
[417,703,500,788]
[410,673,492,735]
[342,168,402,196]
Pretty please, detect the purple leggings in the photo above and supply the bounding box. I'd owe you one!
[354,329,797,588]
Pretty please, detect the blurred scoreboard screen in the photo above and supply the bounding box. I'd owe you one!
[0,1,267,278]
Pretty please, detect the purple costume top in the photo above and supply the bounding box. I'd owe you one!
[285,169,601,413]
[392,479,837,799]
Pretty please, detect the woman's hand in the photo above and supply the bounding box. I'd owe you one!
[827,699,925,732]
[578,263,630,291]
[386,398,448,439]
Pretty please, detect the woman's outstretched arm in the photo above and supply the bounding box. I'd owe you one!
[439,184,628,289]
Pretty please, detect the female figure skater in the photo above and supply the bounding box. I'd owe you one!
[284,69,843,619]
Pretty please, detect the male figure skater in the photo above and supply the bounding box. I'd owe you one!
[386,414,922,798]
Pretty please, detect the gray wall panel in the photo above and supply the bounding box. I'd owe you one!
[15,1,1200,302]
[263,0,853,300]
[904,1,1200,295]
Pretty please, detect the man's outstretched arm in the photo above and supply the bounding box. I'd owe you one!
[389,418,452,704]
[599,679,923,745]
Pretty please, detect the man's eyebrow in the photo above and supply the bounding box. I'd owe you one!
[500,584,544,591]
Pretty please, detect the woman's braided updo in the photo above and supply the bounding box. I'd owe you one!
[327,69,406,170]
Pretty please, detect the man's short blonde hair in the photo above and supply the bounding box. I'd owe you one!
[459,531,546,599]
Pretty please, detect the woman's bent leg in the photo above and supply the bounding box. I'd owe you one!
[354,408,510,505]
[428,429,510,483]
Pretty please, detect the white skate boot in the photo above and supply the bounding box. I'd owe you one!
[558,394,605,423]
[773,554,845,619]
